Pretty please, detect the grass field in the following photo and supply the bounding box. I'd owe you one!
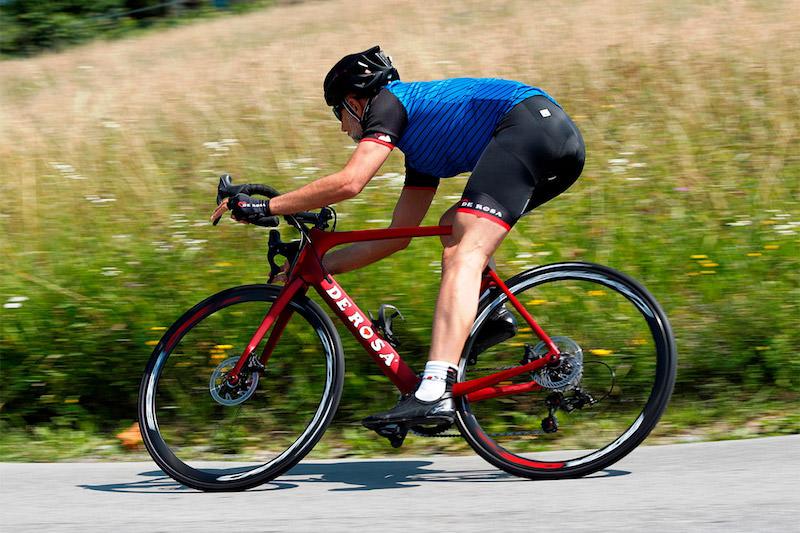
[1,0,798,459]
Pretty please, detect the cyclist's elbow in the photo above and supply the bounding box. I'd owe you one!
[341,179,365,199]
[333,176,363,200]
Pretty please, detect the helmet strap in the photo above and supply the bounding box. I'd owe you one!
[342,97,373,127]
[342,99,361,121]
[361,97,373,125]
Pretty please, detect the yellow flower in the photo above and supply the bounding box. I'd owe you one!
[590,349,613,356]
[526,299,548,305]
[691,254,708,259]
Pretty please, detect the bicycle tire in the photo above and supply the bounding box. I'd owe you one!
[138,284,344,491]
[456,262,676,479]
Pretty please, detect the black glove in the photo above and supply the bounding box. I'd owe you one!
[228,193,279,227]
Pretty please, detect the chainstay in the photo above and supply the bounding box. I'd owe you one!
[467,365,519,373]
[410,365,543,438]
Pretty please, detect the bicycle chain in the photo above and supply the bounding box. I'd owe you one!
[411,365,543,438]
[410,428,545,438]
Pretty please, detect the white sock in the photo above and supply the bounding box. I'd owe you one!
[415,361,457,402]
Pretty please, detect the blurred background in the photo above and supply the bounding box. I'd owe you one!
[1,0,798,460]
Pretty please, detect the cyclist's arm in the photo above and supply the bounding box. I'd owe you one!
[323,186,436,275]
[268,141,392,215]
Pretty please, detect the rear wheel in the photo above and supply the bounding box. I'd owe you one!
[457,262,676,479]
[138,285,344,491]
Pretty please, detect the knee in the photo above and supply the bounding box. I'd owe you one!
[441,241,489,273]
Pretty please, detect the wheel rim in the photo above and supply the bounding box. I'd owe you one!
[140,287,341,488]
[458,264,675,474]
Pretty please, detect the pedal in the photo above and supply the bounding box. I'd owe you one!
[368,304,404,348]
[374,423,408,448]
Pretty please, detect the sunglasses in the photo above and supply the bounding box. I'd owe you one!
[332,104,344,121]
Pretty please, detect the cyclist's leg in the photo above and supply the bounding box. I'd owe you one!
[430,95,585,366]
[363,95,584,431]
[429,211,509,366]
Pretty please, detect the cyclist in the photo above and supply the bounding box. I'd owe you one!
[212,46,585,434]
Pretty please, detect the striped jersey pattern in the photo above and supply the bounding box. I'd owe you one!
[386,78,557,178]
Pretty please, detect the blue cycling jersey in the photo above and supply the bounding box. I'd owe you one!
[385,78,557,178]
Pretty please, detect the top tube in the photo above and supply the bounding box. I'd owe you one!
[309,225,452,256]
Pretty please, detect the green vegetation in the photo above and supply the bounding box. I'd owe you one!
[1,1,276,57]
[1,0,798,460]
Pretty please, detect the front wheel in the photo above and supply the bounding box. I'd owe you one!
[138,285,344,491]
[457,262,677,479]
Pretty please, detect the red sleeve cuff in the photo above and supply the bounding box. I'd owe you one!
[360,136,395,149]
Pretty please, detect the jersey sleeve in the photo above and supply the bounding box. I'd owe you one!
[403,159,440,191]
[360,89,407,149]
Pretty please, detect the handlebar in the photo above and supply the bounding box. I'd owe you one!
[213,174,334,230]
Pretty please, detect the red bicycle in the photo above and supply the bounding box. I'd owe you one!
[138,175,677,491]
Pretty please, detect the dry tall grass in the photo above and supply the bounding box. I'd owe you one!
[1,0,797,239]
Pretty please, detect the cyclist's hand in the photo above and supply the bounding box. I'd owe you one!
[213,193,280,227]
[211,199,231,224]
[228,193,269,222]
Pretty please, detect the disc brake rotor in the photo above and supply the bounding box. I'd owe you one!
[209,356,259,406]
[531,336,583,391]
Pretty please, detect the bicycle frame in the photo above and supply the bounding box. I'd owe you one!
[225,224,562,403]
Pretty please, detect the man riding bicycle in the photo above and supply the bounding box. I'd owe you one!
[212,46,585,435]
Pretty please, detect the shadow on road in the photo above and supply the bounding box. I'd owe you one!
[78,459,628,494]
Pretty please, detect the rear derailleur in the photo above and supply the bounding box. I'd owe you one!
[541,389,598,433]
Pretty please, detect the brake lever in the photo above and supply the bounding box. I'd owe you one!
[213,174,251,226]
[216,174,251,204]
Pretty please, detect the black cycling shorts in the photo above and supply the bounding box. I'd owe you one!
[457,95,585,230]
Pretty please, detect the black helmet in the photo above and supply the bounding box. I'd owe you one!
[323,46,399,106]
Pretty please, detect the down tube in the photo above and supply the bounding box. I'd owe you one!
[316,276,420,395]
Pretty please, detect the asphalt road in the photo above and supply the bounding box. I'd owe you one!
[2,435,798,532]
